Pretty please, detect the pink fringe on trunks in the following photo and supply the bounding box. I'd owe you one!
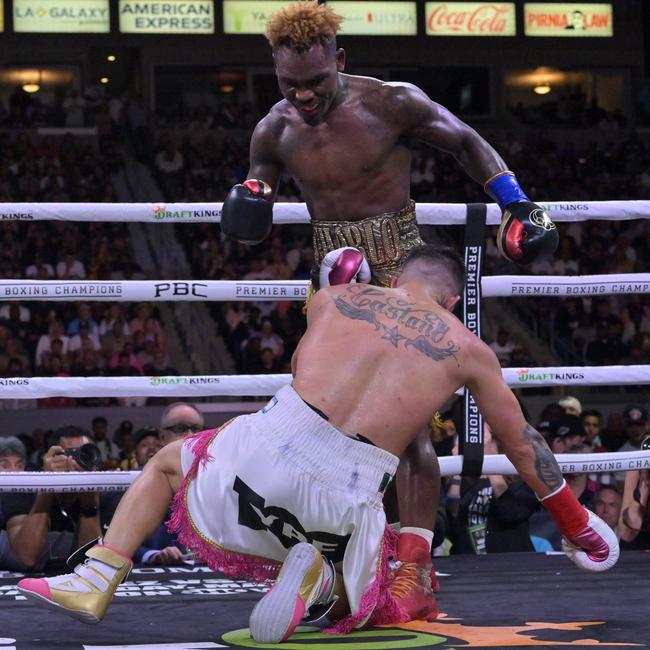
[166,426,408,633]
[166,425,281,582]
[324,524,409,634]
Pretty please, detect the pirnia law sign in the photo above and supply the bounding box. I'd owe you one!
[524,3,613,36]
[425,2,516,36]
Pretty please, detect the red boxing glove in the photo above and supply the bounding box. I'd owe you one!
[541,481,619,572]
[319,247,371,287]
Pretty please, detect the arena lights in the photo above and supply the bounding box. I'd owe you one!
[21,69,41,93]
[106,54,117,62]
[534,83,551,94]
[100,77,109,84]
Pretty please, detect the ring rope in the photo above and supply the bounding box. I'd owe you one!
[1,364,648,398]
[1,274,648,302]
[1,200,650,224]
[1,450,648,492]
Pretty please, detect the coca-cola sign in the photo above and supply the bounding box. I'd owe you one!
[524,3,613,37]
[425,2,516,36]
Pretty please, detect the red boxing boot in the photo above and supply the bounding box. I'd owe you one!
[389,532,438,622]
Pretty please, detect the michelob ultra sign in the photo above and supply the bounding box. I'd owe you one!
[119,0,214,33]
[14,0,109,32]
[524,3,613,36]
[223,1,417,35]
[426,2,516,35]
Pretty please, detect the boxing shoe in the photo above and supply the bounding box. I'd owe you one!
[17,543,132,624]
[389,532,438,622]
[249,542,336,643]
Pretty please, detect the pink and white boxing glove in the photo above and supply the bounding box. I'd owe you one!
[541,480,619,572]
[319,247,371,288]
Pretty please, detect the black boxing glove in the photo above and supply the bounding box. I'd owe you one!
[221,179,273,245]
[485,171,559,265]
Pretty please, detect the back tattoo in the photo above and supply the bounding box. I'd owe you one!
[333,285,460,364]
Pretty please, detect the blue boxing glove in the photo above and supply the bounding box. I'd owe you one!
[485,171,559,265]
[221,179,273,245]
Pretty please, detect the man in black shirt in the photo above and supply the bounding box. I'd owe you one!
[1,426,102,570]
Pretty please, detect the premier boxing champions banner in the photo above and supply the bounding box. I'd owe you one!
[119,0,214,34]
[13,0,109,32]
[223,1,417,36]
[524,3,613,37]
[425,2,516,36]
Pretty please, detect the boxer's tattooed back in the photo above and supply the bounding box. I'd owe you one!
[333,285,459,364]
[522,424,564,490]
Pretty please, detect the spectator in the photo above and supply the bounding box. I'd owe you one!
[35,320,70,367]
[67,303,98,337]
[68,322,101,358]
[446,425,539,554]
[1,426,102,569]
[488,329,515,366]
[56,251,85,279]
[133,427,162,468]
[91,416,119,468]
[62,88,86,127]
[593,486,622,533]
[0,302,30,322]
[110,351,142,376]
[564,442,599,509]
[118,431,137,471]
[258,319,284,358]
[619,467,650,549]
[0,437,28,570]
[25,253,54,279]
[558,395,582,417]
[618,405,649,453]
[581,409,602,446]
[143,349,178,378]
[549,415,585,454]
[159,402,205,446]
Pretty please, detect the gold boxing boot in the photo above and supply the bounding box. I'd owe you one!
[17,542,132,624]
[249,542,336,643]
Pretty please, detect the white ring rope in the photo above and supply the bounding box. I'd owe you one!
[1,450,648,492]
[0,365,648,398]
[1,274,649,302]
[1,200,650,224]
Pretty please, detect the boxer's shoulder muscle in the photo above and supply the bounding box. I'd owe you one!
[362,80,437,133]
[251,103,292,157]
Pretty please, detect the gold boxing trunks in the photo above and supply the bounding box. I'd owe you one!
[311,200,424,288]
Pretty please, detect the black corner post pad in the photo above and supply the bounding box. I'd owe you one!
[461,204,487,478]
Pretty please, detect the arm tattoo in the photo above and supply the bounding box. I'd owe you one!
[522,424,564,490]
[333,285,459,365]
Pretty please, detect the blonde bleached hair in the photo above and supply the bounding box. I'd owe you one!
[265,1,343,51]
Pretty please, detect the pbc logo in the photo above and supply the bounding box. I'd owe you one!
[233,476,350,562]
[529,209,556,231]
[154,282,208,298]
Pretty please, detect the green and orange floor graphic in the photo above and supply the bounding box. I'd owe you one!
[1,552,646,649]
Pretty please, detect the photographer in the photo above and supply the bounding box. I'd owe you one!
[1,426,102,570]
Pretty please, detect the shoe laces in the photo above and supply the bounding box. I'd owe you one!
[388,561,419,599]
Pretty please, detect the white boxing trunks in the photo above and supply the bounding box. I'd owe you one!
[167,384,400,631]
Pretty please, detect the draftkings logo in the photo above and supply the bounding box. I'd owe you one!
[516,369,585,383]
[153,205,220,220]
[149,376,220,387]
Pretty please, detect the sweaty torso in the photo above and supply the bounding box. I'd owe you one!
[292,284,473,457]
[272,75,412,220]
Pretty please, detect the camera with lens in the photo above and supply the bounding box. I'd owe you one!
[58,443,102,470]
